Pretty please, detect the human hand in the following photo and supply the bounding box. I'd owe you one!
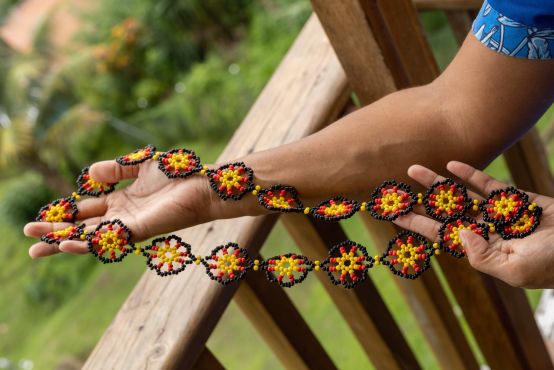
[393,161,554,289]
[24,158,217,258]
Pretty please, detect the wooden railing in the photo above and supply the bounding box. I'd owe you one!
[84,1,554,369]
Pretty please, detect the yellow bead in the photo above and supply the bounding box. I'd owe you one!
[432,242,438,249]
[253,265,259,271]
[472,205,479,211]
[152,155,159,160]
[304,207,310,214]
[252,190,258,195]
[434,249,440,255]
[255,185,261,191]
[314,266,320,271]
[473,199,479,204]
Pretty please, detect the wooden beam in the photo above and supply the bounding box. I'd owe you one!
[310,1,477,369]
[83,15,350,370]
[412,0,481,11]
[281,214,421,370]
[191,348,225,370]
[235,264,337,370]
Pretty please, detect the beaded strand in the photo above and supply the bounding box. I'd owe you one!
[34,146,543,288]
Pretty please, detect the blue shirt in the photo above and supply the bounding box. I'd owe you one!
[472,0,554,59]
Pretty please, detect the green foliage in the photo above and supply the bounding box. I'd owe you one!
[0,172,54,227]
[0,0,19,23]
[127,0,311,144]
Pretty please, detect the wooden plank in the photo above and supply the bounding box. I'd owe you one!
[362,0,440,88]
[191,348,225,370]
[412,0,481,11]
[281,214,421,370]
[310,0,396,102]
[310,1,477,369]
[83,15,350,370]
[235,264,337,370]
[504,129,554,197]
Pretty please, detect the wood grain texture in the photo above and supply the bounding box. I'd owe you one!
[311,1,477,369]
[281,214,421,370]
[311,0,396,103]
[235,266,337,370]
[412,0,481,10]
[190,348,225,370]
[84,15,350,370]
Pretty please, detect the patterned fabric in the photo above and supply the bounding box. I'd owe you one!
[472,0,554,59]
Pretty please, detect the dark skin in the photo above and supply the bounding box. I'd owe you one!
[23,35,554,288]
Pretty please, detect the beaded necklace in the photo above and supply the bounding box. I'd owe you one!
[36,145,542,288]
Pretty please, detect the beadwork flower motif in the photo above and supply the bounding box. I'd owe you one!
[310,196,360,221]
[423,179,470,221]
[500,204,542,240]
[88,219,134,264]
[322,241,373,288]
[368,180,417,221]
[157,148,202,178]
[438,216,489,258]
[381,231,432,279]
[41,224,85,244]
[202,243,252,284]
[256,185,303,212]
[76,166,117,197]
[116,144,156,165]
[206,162,254,200]
[480,187,528,225]
[263,253,313,288]
[36,197,78,223]
[142,235,194,276]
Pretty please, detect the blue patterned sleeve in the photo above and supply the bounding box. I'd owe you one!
[472,0,554,59]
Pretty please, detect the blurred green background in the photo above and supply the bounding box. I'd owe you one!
[0,1,552,369]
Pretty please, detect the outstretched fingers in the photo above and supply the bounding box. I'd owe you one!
[407,165,482,200]
[446,161,508,196]
[393,213,442,241]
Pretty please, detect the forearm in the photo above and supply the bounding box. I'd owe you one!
[206,36,554,221]
[208,82,476,218]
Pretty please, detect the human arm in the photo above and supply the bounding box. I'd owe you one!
[24,35,554,257]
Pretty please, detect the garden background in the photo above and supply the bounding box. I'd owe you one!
[0,0,552,369]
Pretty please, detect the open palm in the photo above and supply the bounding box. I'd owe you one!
[394,161,554,289]
[24,159,214,258]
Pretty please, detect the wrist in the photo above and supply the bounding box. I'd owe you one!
[200,163,271,222]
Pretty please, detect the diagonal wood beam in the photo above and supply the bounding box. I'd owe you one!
[83,15,350,370]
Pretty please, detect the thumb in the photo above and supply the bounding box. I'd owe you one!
[459,229,494,272]
[89,160,140,183]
